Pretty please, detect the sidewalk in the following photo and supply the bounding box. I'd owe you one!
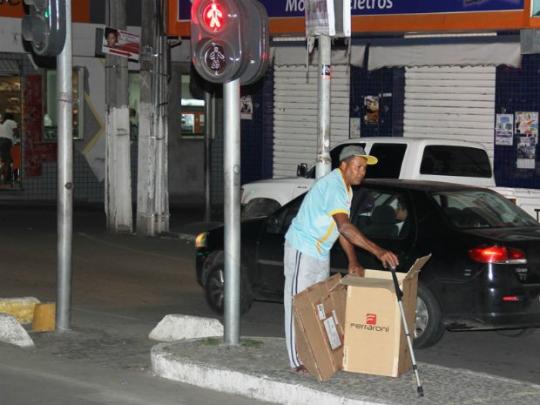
[151,336,540,405]
[160,211,540,404]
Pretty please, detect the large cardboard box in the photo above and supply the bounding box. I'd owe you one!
[341,255,431,377]
[293,273,347,382]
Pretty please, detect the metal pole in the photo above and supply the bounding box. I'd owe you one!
[223,78,241,345]
[57,0,73,332]
[204,91,212,222]
[315,34,332,179]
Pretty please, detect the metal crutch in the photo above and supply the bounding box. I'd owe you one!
[390,266,424,398]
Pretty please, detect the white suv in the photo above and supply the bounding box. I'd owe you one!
[241,137,497,218]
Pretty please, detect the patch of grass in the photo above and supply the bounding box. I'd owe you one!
[241,338,263,348]
[200,337,222,346]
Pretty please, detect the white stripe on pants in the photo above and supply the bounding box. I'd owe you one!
[283,242,330,368]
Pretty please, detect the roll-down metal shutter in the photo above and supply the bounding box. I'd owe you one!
[273,64,350,178]
[404,66,496,162]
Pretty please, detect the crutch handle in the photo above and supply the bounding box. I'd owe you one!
[389,266,404,300]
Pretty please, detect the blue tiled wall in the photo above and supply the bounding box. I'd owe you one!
[349,65,404,138]
[240,67,274,184]
[495,55,540,188]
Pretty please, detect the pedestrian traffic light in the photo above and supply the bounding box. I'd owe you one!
[22,0,66,57]
[191,0,245,84]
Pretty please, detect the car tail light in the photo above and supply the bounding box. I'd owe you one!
[502,295,520,302]
[468,246,527,264]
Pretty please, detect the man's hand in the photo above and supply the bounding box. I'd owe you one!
[376,248,399,269]
[348,264,365,277]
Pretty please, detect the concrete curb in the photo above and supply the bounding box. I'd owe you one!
[151,337,540,405]
[151,344,382,405]
[149,315,223,342]
[0,314,34,348]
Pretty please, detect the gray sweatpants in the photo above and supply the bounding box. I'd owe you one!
[283,242,330,368]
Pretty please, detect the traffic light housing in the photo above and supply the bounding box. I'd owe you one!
[191,0,269,85]
[22,0,66,57]
[238,0,268,85]
[191,0,244,84]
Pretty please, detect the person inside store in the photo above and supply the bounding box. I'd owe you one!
[0,112,18,184]
[283,145,399,372]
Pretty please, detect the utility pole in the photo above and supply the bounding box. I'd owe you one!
[105,0,133,233]
[137,0,170,236]
[315,34,332,179]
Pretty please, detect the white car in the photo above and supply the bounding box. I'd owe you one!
[241,137,540,219]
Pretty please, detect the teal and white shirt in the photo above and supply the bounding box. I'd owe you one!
[285,168,352,260]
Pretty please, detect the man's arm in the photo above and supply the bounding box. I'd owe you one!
[333,213,399,269]
[338,235,365,276]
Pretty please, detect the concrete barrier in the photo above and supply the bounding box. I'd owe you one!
[0,314,34,348]
[149,314,223,342]
[0,297,40,324]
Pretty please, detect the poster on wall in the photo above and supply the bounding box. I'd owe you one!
[515,112,538,169]
[363,96,379,125]
[349,117,361,138]
[102,27,140,60]
[240,96,253,120]
[495,113,514,146]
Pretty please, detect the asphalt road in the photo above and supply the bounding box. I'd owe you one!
[0,206,539,405]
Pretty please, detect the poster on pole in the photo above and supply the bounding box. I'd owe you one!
[515,111,538,169]
[240,96,253,120]
[305,0,350,38]
[495,113,514,146]
[102,27,140,61]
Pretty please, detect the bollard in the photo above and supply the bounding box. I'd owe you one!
[32,303,56,332]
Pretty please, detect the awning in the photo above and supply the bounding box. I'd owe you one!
[272,39,521,70]
[366,41,521,71]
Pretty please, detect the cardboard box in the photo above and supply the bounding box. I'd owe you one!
[293,273,347,382]
[341,255,431,377]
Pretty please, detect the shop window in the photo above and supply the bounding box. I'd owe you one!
[42,67,85,142]
[533,1,540,17]
[0,75,22,189]
[181,74,205,138]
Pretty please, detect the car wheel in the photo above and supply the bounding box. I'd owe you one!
[242,199,281,219]
[204,260,254,316]
[414,284,445,349]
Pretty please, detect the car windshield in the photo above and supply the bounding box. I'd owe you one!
[431,190,538,229]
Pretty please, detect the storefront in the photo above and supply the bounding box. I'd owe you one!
[169,1,540,191]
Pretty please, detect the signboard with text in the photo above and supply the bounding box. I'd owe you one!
[178,0,524,20]
[168,0,537,36]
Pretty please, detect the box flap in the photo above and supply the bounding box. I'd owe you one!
[341,275,395,293]
[403,254,432,280]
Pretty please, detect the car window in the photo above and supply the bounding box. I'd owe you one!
[365,143,407,178]
[420,146,492,178]
[303,142,367,178]
[351,188,411,239]
[266,195,303,234]
[330,143,366,169]
[431,190,538,228]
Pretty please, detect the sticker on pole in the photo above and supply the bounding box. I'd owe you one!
[321,64,331,79]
